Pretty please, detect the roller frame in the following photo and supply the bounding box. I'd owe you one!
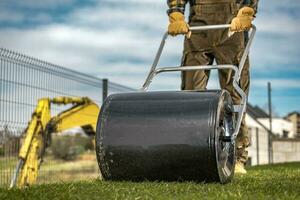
[141,24,256,143]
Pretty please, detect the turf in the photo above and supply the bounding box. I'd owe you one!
[1,162,299,200]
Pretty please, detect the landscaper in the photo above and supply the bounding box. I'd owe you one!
[167,0,258,174]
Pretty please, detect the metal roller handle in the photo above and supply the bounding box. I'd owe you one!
[141,24,256,140]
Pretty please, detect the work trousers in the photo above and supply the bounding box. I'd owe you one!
[181,1,250,163]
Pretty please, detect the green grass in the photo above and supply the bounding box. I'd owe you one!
[0,157,18,170]
[36,153,99,184]
[1,162,299,200]
[0,152,99,187]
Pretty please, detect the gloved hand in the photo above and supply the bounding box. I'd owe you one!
[230,7,255,32]
[168,12,189,36]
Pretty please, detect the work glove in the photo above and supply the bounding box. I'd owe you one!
[168,12,189,36]
[230,7,255,32]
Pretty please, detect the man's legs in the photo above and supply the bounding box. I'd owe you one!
[181,51,213,90]
[214,32,250,171]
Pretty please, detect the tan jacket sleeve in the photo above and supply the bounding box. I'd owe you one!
[237,0,259,14]
[167,0,188,15]
[249,0,259,14]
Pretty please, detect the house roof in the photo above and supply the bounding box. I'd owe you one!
[285,111,300,118]
[246,103,271,133]
[247,103,269,119]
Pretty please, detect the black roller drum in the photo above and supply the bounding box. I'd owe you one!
[96,90,236,183]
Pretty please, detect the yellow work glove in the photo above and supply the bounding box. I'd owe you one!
[168,12,189,36]
[230,7,255,32]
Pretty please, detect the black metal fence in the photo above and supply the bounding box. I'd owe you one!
[0,47,135,188]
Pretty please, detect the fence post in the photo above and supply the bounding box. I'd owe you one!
[268,82,273,164]
[256,127,259,165]
[102,79,108,103]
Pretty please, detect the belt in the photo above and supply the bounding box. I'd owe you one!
[191,0,236,5]
[190,0,238,14]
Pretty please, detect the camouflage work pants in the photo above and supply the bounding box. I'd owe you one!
[181,1,249,163]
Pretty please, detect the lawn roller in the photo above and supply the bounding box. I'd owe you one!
[96,24,256,183]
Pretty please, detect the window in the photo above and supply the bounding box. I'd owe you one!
[282,130,289,138]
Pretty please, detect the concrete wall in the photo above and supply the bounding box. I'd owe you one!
[246,114,269,165]
[273,139,300,163]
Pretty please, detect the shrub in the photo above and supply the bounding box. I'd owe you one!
[0,146,4,156]
[51,135,87,160]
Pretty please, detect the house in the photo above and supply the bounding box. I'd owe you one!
[258,118,294,138]
[285,112,300,138]
[245,104,271,165]
[247,104,294,138]
[245,104,300,166]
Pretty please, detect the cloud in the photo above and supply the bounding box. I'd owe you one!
[250,0,300,73]
[1,0,80,9]
[251,1,300,71]
[257,0,300,35]
[0,0,98,26]
[252,79,300,89]
[0,10,24,23]
[256,15,300,35]
[0,0,179,88]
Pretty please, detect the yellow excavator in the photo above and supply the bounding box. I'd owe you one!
[10,96,100,188]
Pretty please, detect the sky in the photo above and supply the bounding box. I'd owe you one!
[0,0,299,117]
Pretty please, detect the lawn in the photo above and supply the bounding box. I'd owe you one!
[0,152,99,187]
[0,162,299,200]
[37,152,100,184]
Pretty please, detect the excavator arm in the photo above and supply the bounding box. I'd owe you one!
[50,97,99,135]
[10,97,100,188]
